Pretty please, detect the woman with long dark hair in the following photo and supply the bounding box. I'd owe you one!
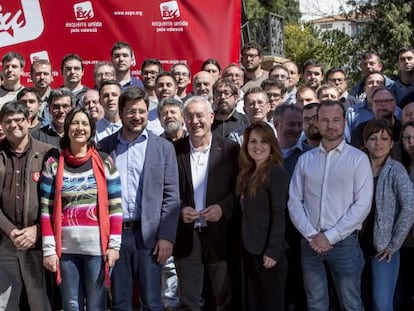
[40,107,123,310]
[236,121,290,310]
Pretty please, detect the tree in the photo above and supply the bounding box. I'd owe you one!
[244,0,301,24]
[346,0,414,76]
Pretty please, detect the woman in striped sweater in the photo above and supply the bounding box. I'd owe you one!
[40,106,123,311]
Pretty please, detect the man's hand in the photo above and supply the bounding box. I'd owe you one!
[105,249,120,267]
[10,225,38,250]
[43,254,59,272]
[181,206,200,223]
[263,255,277,269]
[201,204,223,222]
[153,239,173,264]
[309,232,332,254]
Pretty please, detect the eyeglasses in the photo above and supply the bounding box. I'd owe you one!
[214,91,234,98]
[2,117,26,126]
[142,70,159,76]
[303,115,317,124]
[96,72,114,78]
[266,92,282,99]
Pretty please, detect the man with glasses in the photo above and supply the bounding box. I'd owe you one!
[326,68,357,109]
[211,78,248,145]
[171,63,192,102]
[241,41,269,93]
[269,65,290,90]
[93,61,115,90]
[174,96,239,311]
[222,64,245,114]
[32,88,74,148]
[0,100,55,311]
[261,79,286,122]
[351,87,401,148]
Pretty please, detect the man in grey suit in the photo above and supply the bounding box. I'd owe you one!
[100,87,180,311]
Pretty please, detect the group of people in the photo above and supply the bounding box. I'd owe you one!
[1,39,414,311]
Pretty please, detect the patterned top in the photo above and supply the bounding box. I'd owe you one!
[40,152,122,256]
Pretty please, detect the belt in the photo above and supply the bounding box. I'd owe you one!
[122,220,141,230]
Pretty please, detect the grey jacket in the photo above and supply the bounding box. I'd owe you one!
[374,157,414,254]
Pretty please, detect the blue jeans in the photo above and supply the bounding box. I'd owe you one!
[370,251,400,311]
[301,233,365,311]
[111,229,164,311]
[59,254,107,311]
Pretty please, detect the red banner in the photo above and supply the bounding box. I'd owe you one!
[0,0,241,87]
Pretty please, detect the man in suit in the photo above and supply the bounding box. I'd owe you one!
[100,87,180,311]
[173,96,239,311]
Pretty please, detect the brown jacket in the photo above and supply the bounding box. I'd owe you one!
[0,136,57,243]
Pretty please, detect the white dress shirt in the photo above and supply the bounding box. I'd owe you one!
[288,139,373,245]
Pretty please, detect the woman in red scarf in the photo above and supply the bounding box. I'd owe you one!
[40,107,123,310]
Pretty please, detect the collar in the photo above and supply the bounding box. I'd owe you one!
[319,138,346,154]
[117,128,148,145]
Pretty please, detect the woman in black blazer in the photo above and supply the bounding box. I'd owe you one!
[236,121,290,311]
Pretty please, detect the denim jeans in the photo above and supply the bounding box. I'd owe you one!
[301,233,365,311]
[111,229,164,311]
[370,251,400,311]
[59,254,107,311]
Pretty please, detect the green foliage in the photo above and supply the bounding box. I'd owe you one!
[245,0,301,24]
[284,24,357,75]
[346,0,414,76]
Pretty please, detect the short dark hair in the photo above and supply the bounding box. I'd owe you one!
[155,72,178,88]
[111,41,133,57]
[362,71,385,87]
[274,104,302,120]
[98,80,122,95]
[60,54,83,72]
[48,88,75,107]
[261,79,286,95]
[0,100,29,121]
[303,59,324,75]
[317,100,345,118]
[326,67,347,79]
[30,59,52,76]
[119,87,149,112]
[243,86,268,103]
[201,58,221,72]
[60,107,96,150]
[171,62,191,77]
[17,87,41,103]
[141,58,163,73]
[303,102,320,111]
[363,119,393,145]
[213,78,238,96]
[241,41,263,56]
[2,52,25,68]
[397,48,414,60]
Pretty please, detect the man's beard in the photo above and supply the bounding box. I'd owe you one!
[164,121,181,135]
